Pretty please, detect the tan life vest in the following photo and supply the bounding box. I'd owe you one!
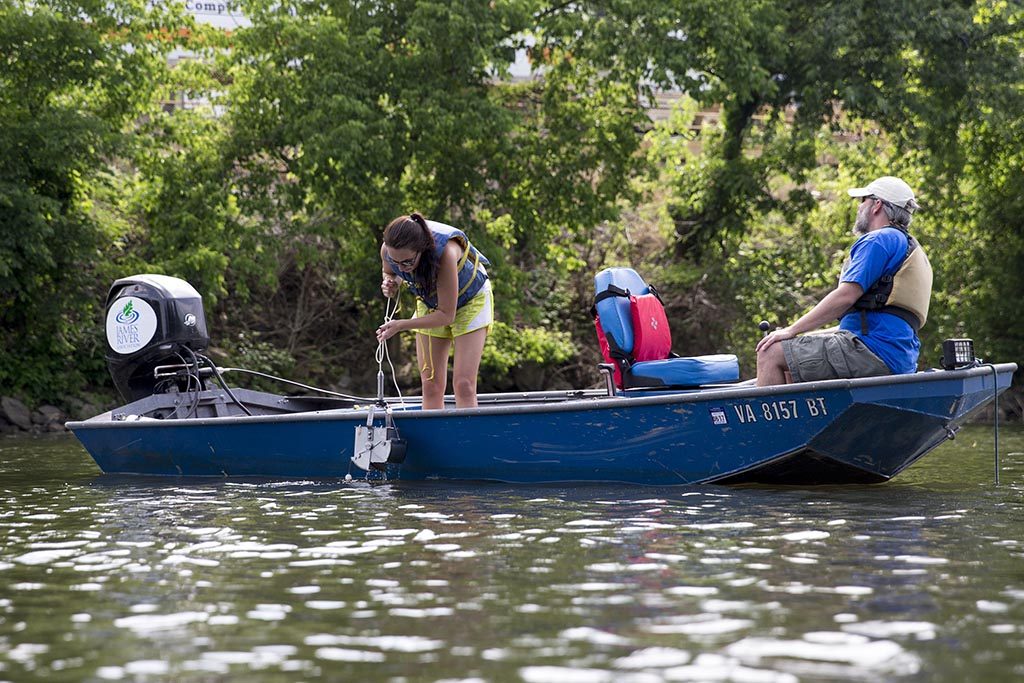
[884,244,932,329]
[843,231,933,331]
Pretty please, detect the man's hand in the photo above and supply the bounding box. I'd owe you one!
[756,326,796,354]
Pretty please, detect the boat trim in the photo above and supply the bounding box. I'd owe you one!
[66,363,1016,431]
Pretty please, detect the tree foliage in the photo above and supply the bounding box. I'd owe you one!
[0,0,1020,413]
[0,0,184,401]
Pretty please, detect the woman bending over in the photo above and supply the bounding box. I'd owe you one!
[376,213,493,409]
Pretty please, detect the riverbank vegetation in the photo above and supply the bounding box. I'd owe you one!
[2,0,1021,421]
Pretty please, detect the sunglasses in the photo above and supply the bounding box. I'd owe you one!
[390,253,419,268]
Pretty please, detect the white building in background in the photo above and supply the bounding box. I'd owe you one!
[163,2,249,111]
[182,1,249,30]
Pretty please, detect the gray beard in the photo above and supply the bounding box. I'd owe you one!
[853,213,870,236]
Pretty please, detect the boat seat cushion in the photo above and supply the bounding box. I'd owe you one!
[629,354,740,387]
[594,267,648,356]
[594,267,740,387]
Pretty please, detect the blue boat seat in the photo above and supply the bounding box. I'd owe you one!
[594,267,740,389]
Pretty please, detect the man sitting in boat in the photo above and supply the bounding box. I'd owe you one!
[755,176,932,386]
[376,213,493,409]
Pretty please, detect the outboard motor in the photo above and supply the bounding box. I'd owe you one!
[104,274,211,402]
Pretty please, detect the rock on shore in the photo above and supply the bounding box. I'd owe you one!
[1,396,69,434]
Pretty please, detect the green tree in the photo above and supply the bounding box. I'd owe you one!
[1,0,1019,410]
[214,0,643,389]
[609,1,1022,380]
[0,0,184,402]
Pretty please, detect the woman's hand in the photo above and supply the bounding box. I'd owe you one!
[381,275,400,298]
[376,319,405,342]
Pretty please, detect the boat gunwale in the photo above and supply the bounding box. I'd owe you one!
[66,363,1016,432]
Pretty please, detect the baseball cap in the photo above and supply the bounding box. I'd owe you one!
[847,176,918,211]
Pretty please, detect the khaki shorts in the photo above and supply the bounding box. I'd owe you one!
[782,330,891,383]
[413,280,493,340]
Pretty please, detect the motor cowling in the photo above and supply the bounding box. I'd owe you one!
[105,274,211,402]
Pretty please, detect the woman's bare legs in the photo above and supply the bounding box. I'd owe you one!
[451,327,488,409]
[416,333,452,410]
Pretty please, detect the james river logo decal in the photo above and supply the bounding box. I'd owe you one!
[115,301,140,325]
[106,296,158,355]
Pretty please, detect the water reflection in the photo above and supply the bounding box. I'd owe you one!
[0,428,1022,681]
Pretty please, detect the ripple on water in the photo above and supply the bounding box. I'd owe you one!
[423,543,462,552]
[246,604,291,621]
[554,582,628,593]
[124,660,170,675]
[559,627,632,646]
[14,549,78,565]
[305,633,445,652]
[613,647,692,669]
[725,632,921,678]
[518,666,618,683]
[305,600,347,610]
[180,646,299,673]
[1001,588,1024,600]
[661,653,799,682]
[315,647,386,662]
[840,621,937,640]
[779,530,830,542]
[586,562,668,573]
[7,643,48,664]
[644,615,755,636]
[685,522,757,531]
[2,429,1022,682]
[894,554,949,565]
[114,611,209,634]
[161,554,220,568]
[665,586,719,597]
[385,604,453,618]
[365,528,419,537]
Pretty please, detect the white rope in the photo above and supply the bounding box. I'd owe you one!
[376,294,409,409]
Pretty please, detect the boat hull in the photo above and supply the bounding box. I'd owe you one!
[67,364,1016,485]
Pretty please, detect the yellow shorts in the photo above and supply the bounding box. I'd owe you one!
[413,280,493,339]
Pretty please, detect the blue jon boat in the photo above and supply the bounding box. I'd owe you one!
[68,364,1015,484]
[67,273,1017,485]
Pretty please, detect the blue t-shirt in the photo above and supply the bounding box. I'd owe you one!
[838,227,920,374]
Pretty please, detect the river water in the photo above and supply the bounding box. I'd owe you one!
[1,426,1022,682]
